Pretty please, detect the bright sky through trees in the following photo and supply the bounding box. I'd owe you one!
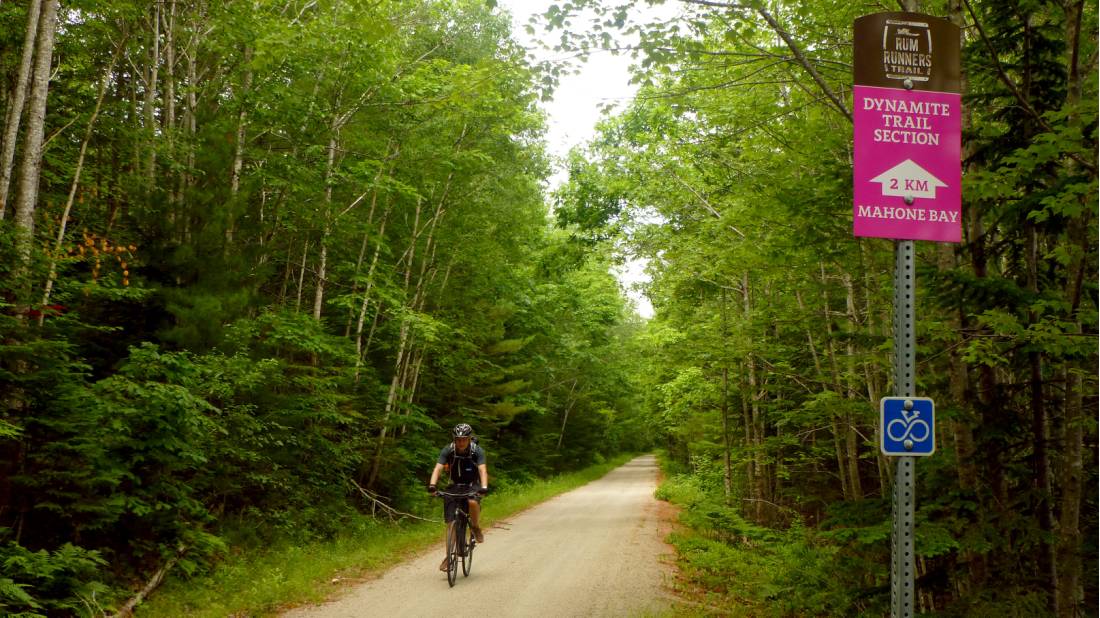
[497,0,676,318]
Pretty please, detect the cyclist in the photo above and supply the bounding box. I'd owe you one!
[428,423,489,571]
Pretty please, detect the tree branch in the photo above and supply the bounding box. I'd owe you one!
[661,166,747,238]
[111,544,187,617]
[349,478,440,522]
[753,5,851,122]
[675,1,851,121]
[962,0,1095,173]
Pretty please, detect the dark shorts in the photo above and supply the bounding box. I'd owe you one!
[442,484,482,523]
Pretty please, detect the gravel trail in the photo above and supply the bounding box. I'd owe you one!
[282,455,674,618]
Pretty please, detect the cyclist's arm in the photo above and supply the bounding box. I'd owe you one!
[478,463,488,489]
[429,463,444,487]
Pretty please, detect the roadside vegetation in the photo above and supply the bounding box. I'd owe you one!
[0,1,648,614]
[1,0,1095,616]
[656,454,890,617]
[547,1,1097,615]
[136,454,634,617]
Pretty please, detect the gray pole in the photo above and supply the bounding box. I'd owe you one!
[891,239,916,616]
[893,5,919,609]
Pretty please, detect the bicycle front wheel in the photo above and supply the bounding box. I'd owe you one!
[462,523,474,577]
[445,521,459,587]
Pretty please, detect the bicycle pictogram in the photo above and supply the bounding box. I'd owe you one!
[886,409,930,443]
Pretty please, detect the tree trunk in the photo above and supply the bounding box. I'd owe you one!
[0,0,42,220]
[741,273,765,521]
[720,365,732,503]
[162,1,176,206]
[12,0,59,265]
[1056,361,1083,617]
[366,196,424,487]
[227,45,253,246]
[719,290,732,503]
[1026,224,1058,607]
[179,18,199,242]
[353,206,391,377]
[842,273,863,499]
[142,2,161,193]
[312,129,339,322]
[41,46,123,317]
[819,265,851,500]
[346,193,381,337]
[368,314,412,488]
[295,239,310,312]
[556,379,579,450]
[312,231,328,322]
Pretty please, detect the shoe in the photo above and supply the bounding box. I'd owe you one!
[471,525,484,543]
[439,557,449,571]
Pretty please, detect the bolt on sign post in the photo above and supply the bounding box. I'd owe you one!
[853,11,960,618]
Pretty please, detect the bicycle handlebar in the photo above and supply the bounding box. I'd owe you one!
[434,489,481,499]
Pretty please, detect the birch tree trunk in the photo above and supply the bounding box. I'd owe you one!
[719,289,733,503]
[842,273,863,500]
[365,163,456,485]
[295,240,310,312]
[346,186,383,337]
[366,196,424,488]
[162,1,176,205]
[354,205,392,376]
[227,45,253,246]
[720,365,732,503]
[556,379,579,450]
[178,14,200,242]
[12,0,59,265]
[312,130,339,322]
[819,265,850,500]
[41,45,124,317]
[347,155,396,337]
[0,0,42,220]
[738,360,755,494]
[741,272,766,521]
[142,2,161,193]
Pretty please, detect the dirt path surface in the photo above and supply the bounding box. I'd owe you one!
[283,455,675,618]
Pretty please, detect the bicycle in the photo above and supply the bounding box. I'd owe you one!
[434,487,480,587]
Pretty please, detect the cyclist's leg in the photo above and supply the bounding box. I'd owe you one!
[468,498,484,542]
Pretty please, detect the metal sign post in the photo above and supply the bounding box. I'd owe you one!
[891,240,916,617]
[853,10,961,617]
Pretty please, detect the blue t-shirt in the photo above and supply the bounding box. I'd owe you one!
[438,443,485,485]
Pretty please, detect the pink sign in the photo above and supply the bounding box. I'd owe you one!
[853,85,961,242]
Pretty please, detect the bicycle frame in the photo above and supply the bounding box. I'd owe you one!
[435,489,480,586]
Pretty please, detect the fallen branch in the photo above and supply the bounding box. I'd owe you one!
[111,544,187,617]
[348,478,440,523]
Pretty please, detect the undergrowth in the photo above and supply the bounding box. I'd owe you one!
[656,467,889,617]
[136,453,635,617]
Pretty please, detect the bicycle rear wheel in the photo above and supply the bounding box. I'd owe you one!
[445,521,459,587]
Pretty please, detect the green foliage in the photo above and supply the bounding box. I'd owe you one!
[0,539,109,617]
[0,0,1093,614]
[0,0,655,612]
[657,472,886,616]
[543,0,1097,614]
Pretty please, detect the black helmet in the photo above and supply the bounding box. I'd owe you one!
[452,423,474,438]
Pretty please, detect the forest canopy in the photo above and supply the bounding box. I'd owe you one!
[0,0,1096,615]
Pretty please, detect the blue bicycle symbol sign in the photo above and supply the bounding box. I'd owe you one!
[880,397,935,456]
[886,410,930,442]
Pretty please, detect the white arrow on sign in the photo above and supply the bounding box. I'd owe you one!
[871,159,947,199]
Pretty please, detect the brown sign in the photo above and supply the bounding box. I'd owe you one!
[854,12,960,93]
